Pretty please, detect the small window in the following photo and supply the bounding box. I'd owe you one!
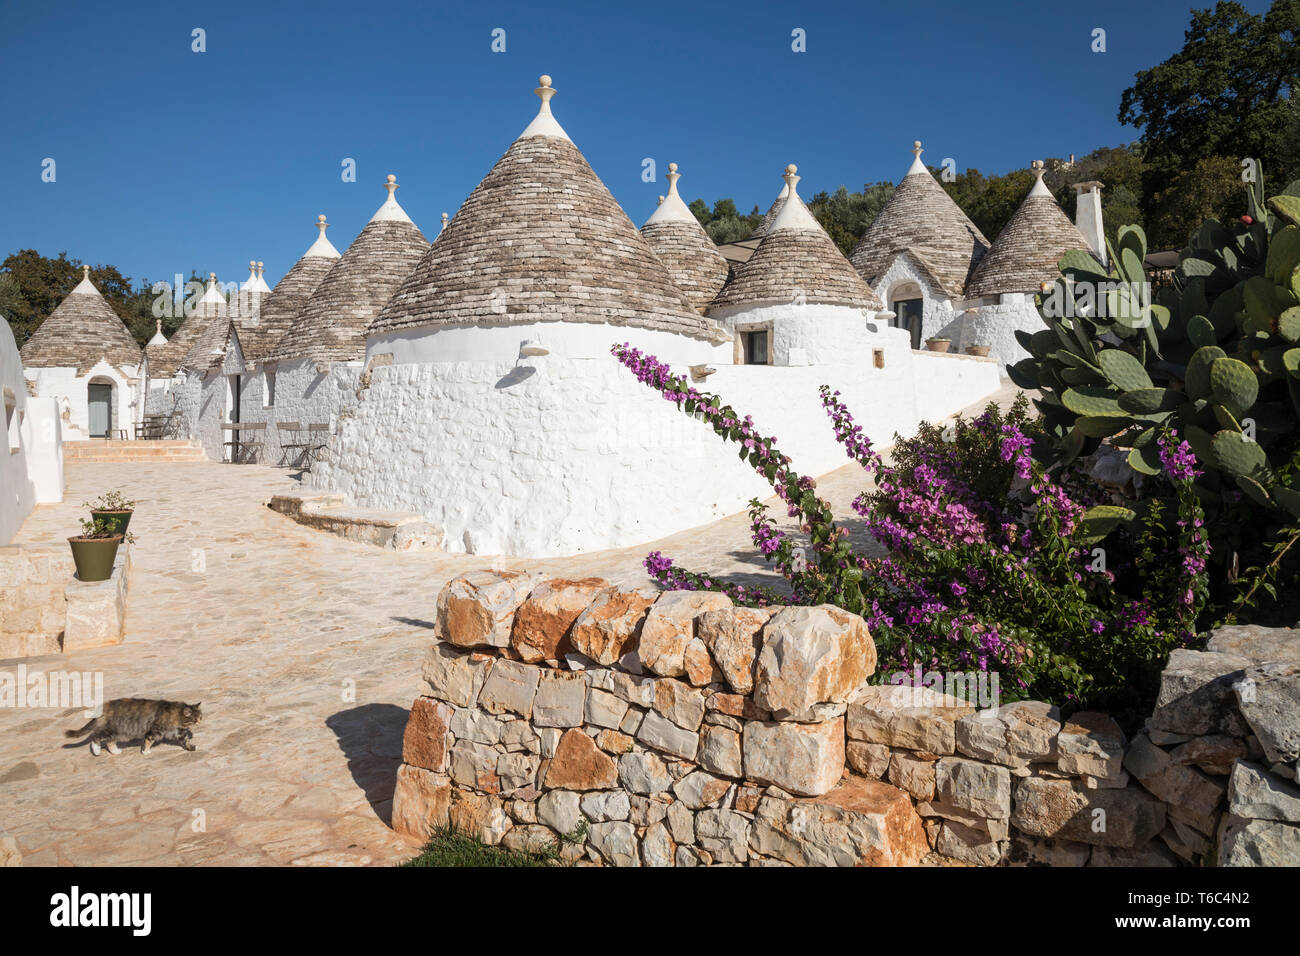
[263,368,276,408]
[873,349,885,369]
[744,330,770,365]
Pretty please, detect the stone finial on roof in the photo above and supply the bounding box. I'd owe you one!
[711,163,881,311]
[520,73,571,141]
[908,140,926,175]
[305,215,342,259]
[255,260,272,293]
[440,212,449,232]
[371,174,414,224]
[242,260,259,291]
[149,318,167,345]
[657,196,664,206]
[1028,159,1052,197]
[640,161,730,312]
[964,162,1091,298]
[71,263,96,294]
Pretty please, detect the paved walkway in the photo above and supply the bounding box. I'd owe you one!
[0,384,1023,866]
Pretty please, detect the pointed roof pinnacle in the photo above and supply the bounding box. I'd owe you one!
[645,162,702,226]
[519,73,571,141]
[71,263,97,295]
[907,140,927,176]
[148,317,168,345]
[767,163,824,232]
[370,173,414,224]
[305,214,342,258]
[441,212,449,232]
[1029,159,1052,197]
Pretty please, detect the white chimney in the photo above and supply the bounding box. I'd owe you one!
[1073,181,1107,267]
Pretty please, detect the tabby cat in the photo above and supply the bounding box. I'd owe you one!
[65,698,203,755]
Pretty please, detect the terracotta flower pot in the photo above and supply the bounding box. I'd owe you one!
[67,535,123,583]
[965,345,991,357]
[926,338,952,353]
[91,509,133,536]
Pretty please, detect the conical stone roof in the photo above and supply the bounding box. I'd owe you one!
[750,183,788,239]
[965,161,1091,298]
[370,76,724,344]
[20,266,143,373]
[640,163,730,313]
[150,274,224,377]
[180,274,237,373]
[270,179,430,363]
[710,166,881,311]
[241,216,341,363]
[848,141,989,298]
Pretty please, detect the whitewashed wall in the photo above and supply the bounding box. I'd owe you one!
[912,352,1004,424]
[1,324,62,544]
[952,294,1041,369]
[24,360,141,441]
[238,358,362,466]
[311,319,1001,558]
[874,253,962,345]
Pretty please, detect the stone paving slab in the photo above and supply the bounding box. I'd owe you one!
[0,384,1023,866]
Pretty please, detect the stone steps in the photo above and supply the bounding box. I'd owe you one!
[65,440,207,463]
[268,494,442,551]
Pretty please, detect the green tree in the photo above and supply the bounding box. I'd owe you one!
[1119,0,1300,222]
[808,182,895,255]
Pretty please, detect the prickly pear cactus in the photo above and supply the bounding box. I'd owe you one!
[1012,167,1300,519]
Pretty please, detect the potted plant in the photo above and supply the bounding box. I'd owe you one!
[925,337,952,353]
[965,344,991,357]
[85,491,136,536]
[67,517,133,583]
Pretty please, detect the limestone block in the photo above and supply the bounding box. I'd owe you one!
[636,710,700,761]
[753,605,876,721]
[1123,734,1225,831]
[1057,711,1126,780]
[477,658,540,718]
[532,670,586,728]
[421,643,491,707]
[585,688,628,729]
[641,821,676,867]
[391,765,451,840]
[742,717,845,797]
[935,757,1011,819]
[696,808,751,863]
[1216,814,1300,866]
[510,577,608,663]
[62,561,128,652]
[544,729,618,790]
[449,740,500,793]
[652,677,706,731]
[537,789,582,837]
[888,751,937,802]
[402,697,453,773]
[568,587,657,666]
[580,790,630,823]
[955,700,1060,768]
[617,751,673,795]
[847,685,973,754]
[588,821,639,866]
[1226,761,1300,823]
[1011,778,1166,848]
[436,570,541,649]
[448,789,512,846]
[846,741,891,779]
[1150,648,1250,737]
[1234,661,1300,764]
[698,724,743,778]
[672,770,731,810]
[698,606,776,695]
[750,777,928,866]
[638,591,733,678]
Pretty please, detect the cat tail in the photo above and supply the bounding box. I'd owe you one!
[65,719,99,738]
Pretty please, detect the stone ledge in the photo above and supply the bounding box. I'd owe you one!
[63,543,131,652]
[267,494,442,551]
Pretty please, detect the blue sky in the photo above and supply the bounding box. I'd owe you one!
[0,0,1271,289]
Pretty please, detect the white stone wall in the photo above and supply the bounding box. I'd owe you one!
[874,254,963,345]
[311,320,1001,558]
[911,352,1004,424]
[2,323,64,543]
[238,358,363,466]
[946,294,1041,370]
[24,360,142,442]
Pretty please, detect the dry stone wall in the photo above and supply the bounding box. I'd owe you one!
[391,572,1300,866]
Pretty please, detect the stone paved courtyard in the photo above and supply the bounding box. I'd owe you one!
[0,385,1020,866]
